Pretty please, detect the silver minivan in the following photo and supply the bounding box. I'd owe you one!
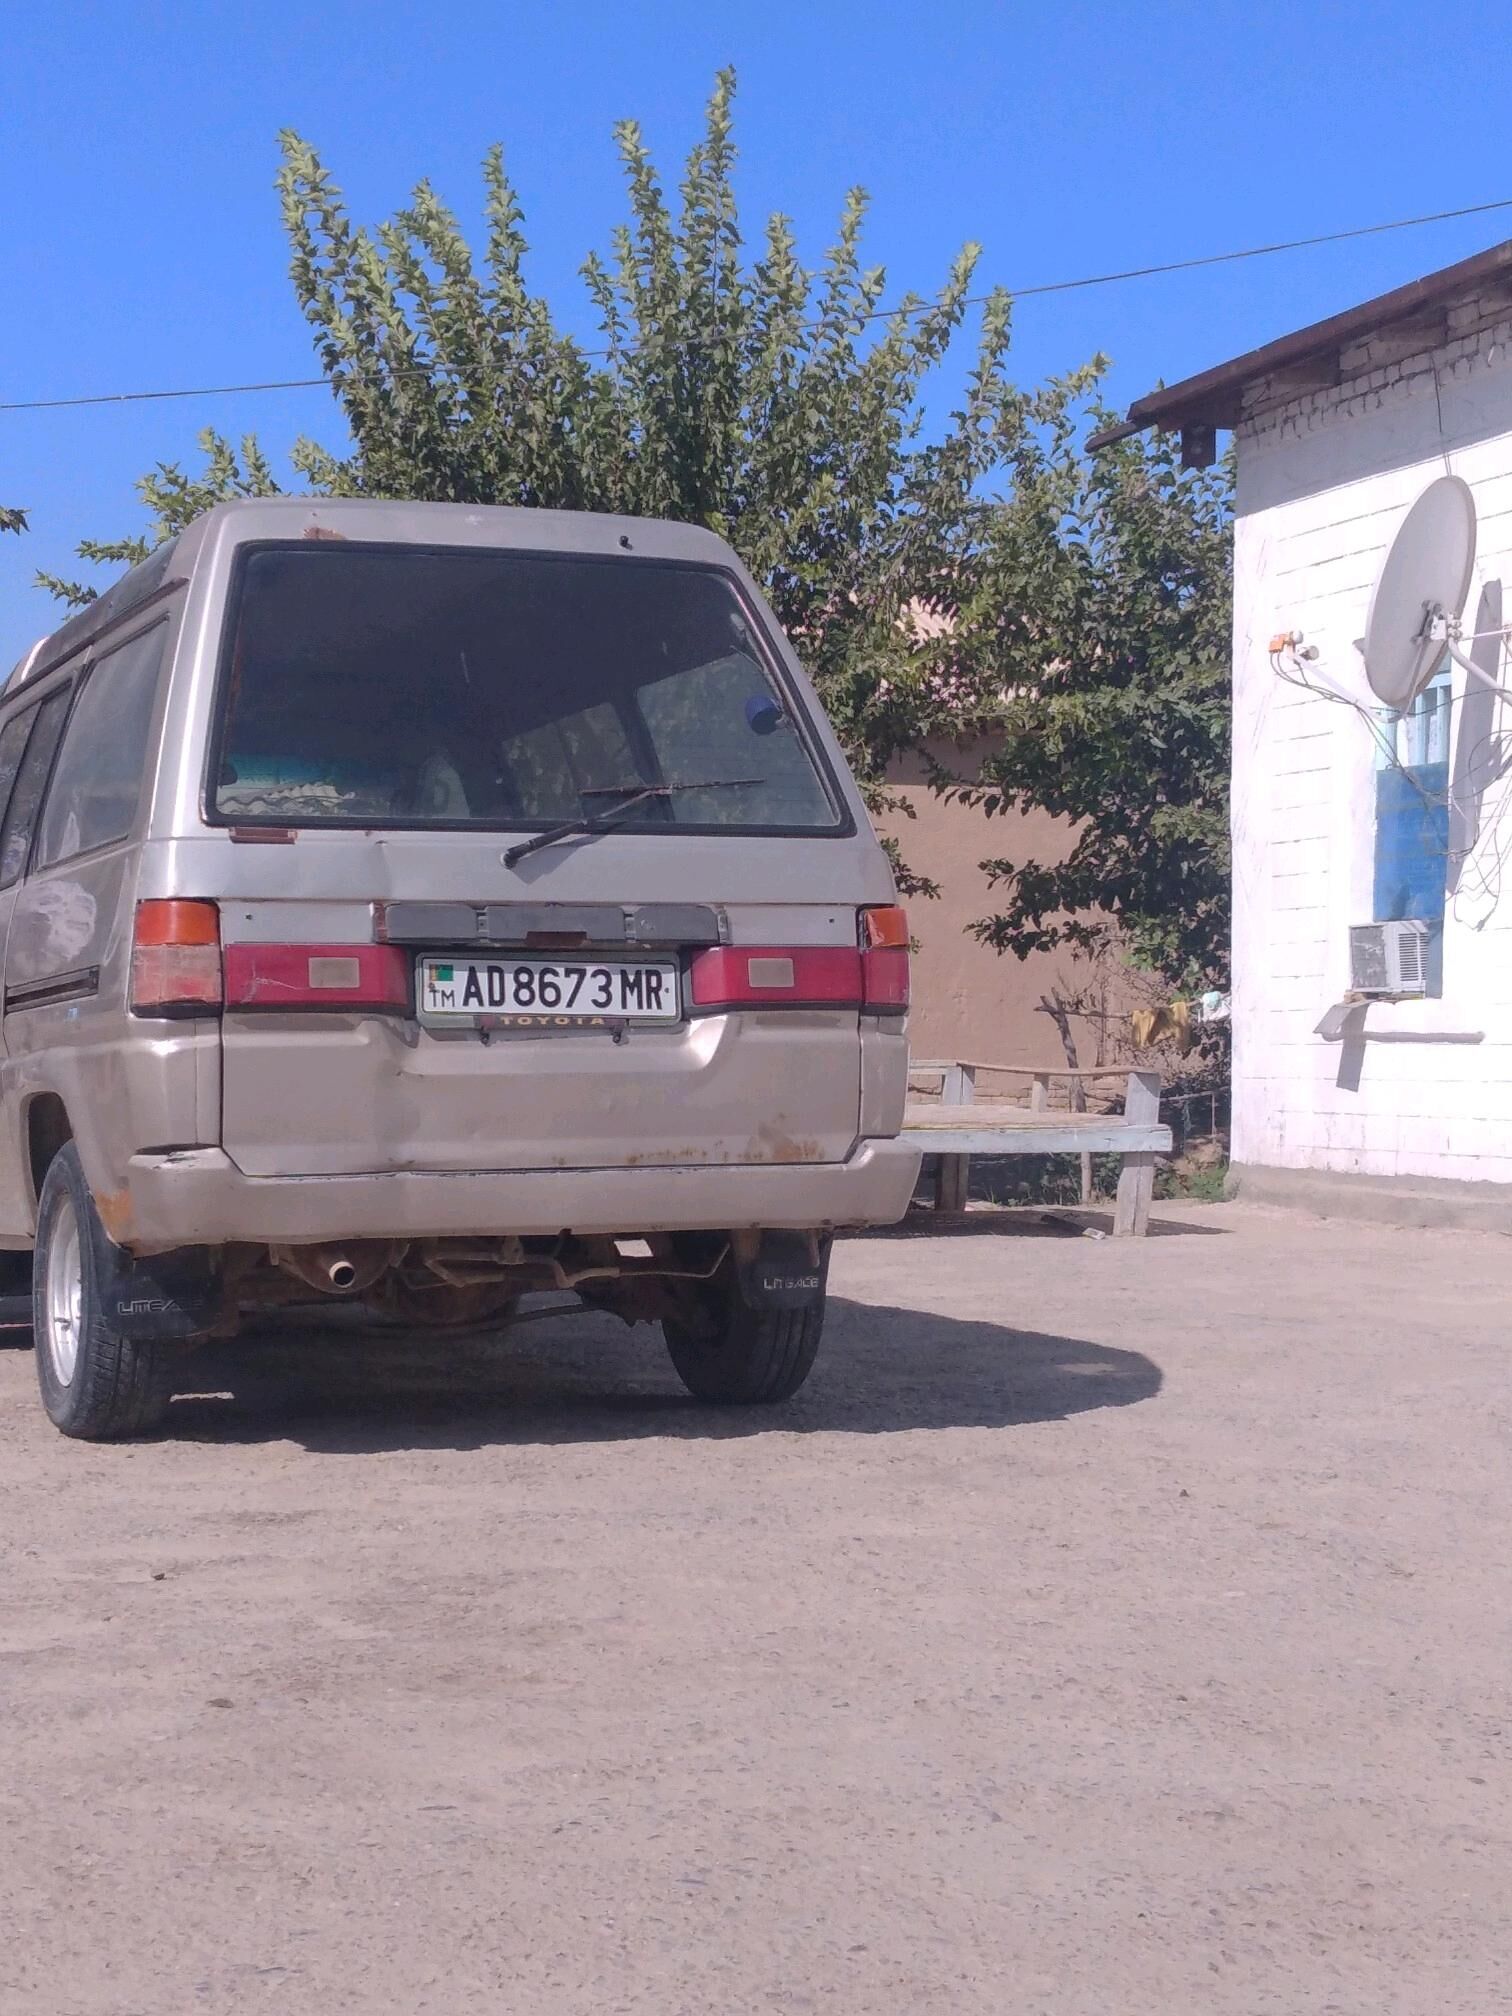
[0,499,919,1437]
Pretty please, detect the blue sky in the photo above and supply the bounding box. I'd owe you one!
[4,0,1512,664]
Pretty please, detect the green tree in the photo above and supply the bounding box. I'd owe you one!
[1,507,25,535]
[935,410,1234,992]
[35,433,278,606]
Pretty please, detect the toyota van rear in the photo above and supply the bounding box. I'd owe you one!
[0,500,919,1438]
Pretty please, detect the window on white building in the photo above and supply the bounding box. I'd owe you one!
[1373,662,1449,993]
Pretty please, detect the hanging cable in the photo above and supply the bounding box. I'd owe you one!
[3,196,1512,416]
[1269,634,1512,910]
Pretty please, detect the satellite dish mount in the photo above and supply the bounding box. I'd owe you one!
[1361,475,1512,707]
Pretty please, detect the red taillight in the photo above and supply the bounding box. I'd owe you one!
[688,946,864,1011]
[131,900,222,1015]
[687,916,911,1015]
[223,943,410,1013]
[860,905,910,1011]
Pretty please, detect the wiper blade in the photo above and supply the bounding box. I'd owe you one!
[502,779,758,867]
[503,785,664,866]
[576,778,759,800]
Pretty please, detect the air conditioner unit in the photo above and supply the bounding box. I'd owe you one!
[1349,920,1430,997]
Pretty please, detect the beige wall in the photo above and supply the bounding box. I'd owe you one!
[879,746,1124,1070]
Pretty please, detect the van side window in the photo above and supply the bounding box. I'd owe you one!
[0,710,35,844]
[35,624,166,870]
[0,690,72,889]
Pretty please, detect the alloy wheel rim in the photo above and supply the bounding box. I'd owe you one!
[44,1196,83,1388]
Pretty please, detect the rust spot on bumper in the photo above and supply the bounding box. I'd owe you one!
[95,1187,134,1244]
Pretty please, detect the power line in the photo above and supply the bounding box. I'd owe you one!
[1009,197,1512,297]
[5,195,1512,417]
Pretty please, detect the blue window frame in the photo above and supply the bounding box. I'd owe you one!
[1374,667,1450,924]
[1371,664,1449,995]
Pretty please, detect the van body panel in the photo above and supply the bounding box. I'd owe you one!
[859,1020,910,1139]
[0,1025,220,1244]
[170,831,881,1176]
[144,832,895,916]
[118,1137,921,1255]
[218,1006,864,1179]
[3,838,140,1228]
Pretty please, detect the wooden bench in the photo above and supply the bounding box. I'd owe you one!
[904,1061,1173,1237]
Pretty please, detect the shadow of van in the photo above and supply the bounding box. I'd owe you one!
[160,1294,1162,1453]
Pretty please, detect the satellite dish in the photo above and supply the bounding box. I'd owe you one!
[1361,475,1477,709]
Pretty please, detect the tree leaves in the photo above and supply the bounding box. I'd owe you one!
[40,430,281,611]
[941,414,1234,991]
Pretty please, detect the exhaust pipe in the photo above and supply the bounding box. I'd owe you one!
[269,1242,403,1298]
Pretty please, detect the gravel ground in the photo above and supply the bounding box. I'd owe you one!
[2,1200,1509,2015]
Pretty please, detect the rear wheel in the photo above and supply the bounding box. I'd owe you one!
[663,1282,825,1406]
[33,1146,172,1440]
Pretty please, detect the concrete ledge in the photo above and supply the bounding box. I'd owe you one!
[1231,1161,1512,1234]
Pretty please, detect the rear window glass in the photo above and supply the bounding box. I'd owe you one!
[213,545,842,834]
[35,623,165,869]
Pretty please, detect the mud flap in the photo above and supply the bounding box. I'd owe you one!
[85,1214,221,1342]
[736,1231,831,1311]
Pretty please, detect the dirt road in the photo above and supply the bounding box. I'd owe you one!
[3,1202,1509,2014]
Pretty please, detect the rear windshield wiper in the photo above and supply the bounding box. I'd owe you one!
[502,780,759,867]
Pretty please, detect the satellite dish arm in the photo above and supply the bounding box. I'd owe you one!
[1421,600,1512,699]
[1440,635,1512,700]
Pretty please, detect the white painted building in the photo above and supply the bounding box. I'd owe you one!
[1096,243,1512,1222]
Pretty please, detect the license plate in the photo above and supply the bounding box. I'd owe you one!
[418,953,681,1025]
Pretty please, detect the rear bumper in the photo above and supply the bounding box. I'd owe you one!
[118,1138,923,1253]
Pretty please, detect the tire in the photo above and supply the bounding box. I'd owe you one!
[32,1145,172,1440]
[663,1289,825,1405]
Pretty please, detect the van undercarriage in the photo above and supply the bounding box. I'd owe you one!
[226,1225,826,1337]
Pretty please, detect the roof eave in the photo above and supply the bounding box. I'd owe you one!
[1088,235,1512,465]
